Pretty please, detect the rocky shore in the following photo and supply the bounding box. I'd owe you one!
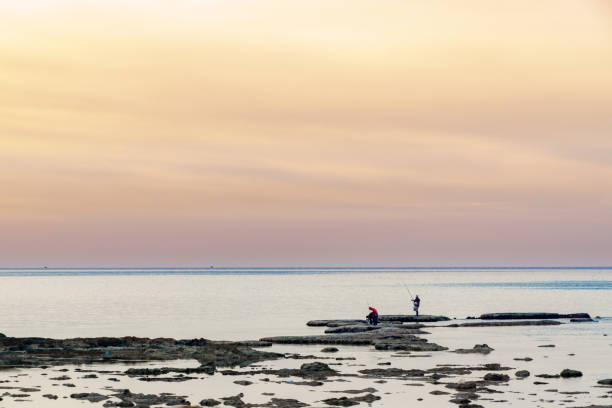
[1,312,609,408]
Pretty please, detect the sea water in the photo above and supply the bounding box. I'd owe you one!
[0,267,610,339]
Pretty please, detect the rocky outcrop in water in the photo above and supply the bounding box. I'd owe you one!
[479,312,590,320]
[0,336,282,370]
[262,326,447,352]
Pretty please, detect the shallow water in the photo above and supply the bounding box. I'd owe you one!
[0,267,610,339]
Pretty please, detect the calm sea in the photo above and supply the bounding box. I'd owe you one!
[1,267,610,340]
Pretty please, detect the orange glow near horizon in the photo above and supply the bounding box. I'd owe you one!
[1,1,611,266]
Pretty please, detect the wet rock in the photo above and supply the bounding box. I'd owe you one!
[598,379,612,385]
[430,390,450,395]
[516,370,530,378]
[571,318,596,322]
[220,393,245,407]
[43,394,58,400]
[446,320,562,327]
[321,347,339,353]
[200,398,221,407]
[322,393,380,406]
[125,364,215,376]
[307,320,365,327]
[514,357,533,361]
[484,373,510,382]
[329,388,377,394]
[538,344,555,348]
[325,325,379,334]
[0,335,282,369]
[536,374,560,379]
[560,369,583,378]
[234,380,253,386]
[454,344,494,354]
[359,368,425,377]
[322,396,359,406]
[379,315,450,323]
[50,375,71,380]
[480,312,590,320]
[71,393,109,402]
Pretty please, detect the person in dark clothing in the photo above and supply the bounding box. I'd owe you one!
[412,295,420,316]
[366,306,379,325]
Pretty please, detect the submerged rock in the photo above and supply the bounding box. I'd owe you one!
[70,393,108,402]
[454,344,494,354]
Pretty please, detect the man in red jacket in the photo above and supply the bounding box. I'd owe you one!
[367,306,379,325]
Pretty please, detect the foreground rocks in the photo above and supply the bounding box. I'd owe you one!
[0,336,282,370]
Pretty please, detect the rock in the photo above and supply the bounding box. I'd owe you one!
[358,368,425,377]
[307,320,365,327]
[484,373,510,382]
[536,374,561,378]
[379,315,450,323]
[446,320,562,327]
[430,390,450,395]
[570,318,596,322]
[454,344,494,354]
[0,333,5,338]
[329,388,378,394]
[321,347,339,353]
[538,344,555,348]
[480,312,590,320]
[516,370,530,378]
[325,325,380,334]
[322,394,381,406]
[0,335,282,370]
[560,369,583,378]
[233,380,253,386]
[221,393,245,407]
[43,394,58,400]
[200,398,221,407]
[514,357,533,361]
[322,396,359,406]
[70,393,109,402]
[598,379,612,385]
[50,375,71,380]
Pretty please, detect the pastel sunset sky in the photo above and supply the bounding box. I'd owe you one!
[1,1,611,266]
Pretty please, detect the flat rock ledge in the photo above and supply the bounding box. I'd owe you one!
[445,320,562,328]
[261,326,448,352]
[307,315,449,327]
[479,312,590,320]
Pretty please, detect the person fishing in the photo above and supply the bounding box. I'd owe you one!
[366,306,379,325]
[412,295,421,316]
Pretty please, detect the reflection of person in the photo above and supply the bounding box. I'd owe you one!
[412,295,421,316]
[367,306,379,325]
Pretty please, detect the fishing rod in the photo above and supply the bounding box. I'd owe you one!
[401,282,414,300]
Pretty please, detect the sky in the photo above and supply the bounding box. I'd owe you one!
[1,0,611,267]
